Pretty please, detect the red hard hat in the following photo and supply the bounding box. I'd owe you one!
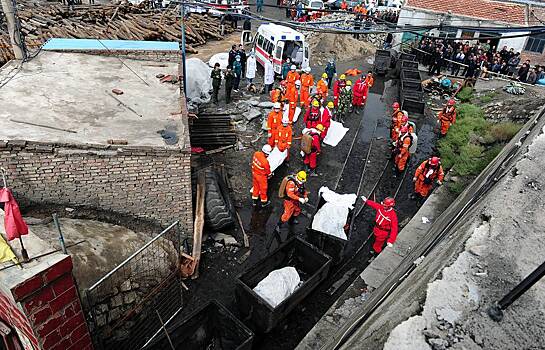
[280,80,287,87]
[382,197,395,207]
[447,99,456,106]
[401,115,409,123]
[429,156,440,166]
[392,102,400,109]
[400,125,409,133]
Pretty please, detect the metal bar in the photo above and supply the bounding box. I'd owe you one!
[52,213,67,254]
[141,307,183,349]
[10,119,77,133]
[88,221,179,291]
[155,310,176,350]
[355,121,378,197]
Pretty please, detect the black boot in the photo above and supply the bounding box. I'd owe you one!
[252,199,258,207]
[290,216,299,225]
[274,220,283,233]
[261,200,271,207]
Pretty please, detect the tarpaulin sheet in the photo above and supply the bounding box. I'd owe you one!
[268,147,287,172]
[253,266,301,308]
[311,187,357,240]
[323,121,349,147]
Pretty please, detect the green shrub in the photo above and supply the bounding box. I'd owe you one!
[485,122,522,143]
[456,87,474,102]
[479,91,498,104]
[447,180,467,194]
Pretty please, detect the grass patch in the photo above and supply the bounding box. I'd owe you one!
[479,91,498,104]
[456,87,474,103]
[439,104,522,192]
[447,180,467,195]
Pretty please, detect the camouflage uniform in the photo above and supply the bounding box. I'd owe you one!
[338,87,352,122]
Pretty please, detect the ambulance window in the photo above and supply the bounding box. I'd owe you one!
[305,47,309,59]
[276,45,282,58]
[257,35,264,48]
[265,41,273,55]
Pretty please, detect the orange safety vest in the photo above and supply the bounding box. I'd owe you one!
[317,79,328,97]
[267,110,282,132]
[276,124,293,151]
[252,151,271,176]
[286,71,300,86]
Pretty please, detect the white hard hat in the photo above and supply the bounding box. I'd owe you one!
[273,102,281,109]
[291,65,296,70]
[402,110,409,117]
[295,80,301,86]
[305,67,311,73]
[282,115,290,124]
[262,144,272,154]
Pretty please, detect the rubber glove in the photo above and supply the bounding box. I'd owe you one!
[387,242,393,248]
[413,177,417,182]
[299,197,306,204]
[300,151,305,157]
[361,196,367,202]
[437,180,443,185]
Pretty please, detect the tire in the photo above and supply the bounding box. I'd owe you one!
[202,169,236,231]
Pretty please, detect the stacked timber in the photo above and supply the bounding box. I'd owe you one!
[0,3,232,65]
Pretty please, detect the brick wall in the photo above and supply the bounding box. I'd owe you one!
[0,141,193,234]
[0,256,92,350]
[521,51,545,66]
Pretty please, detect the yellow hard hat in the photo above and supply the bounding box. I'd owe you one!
[327,101,334,108]
[297,170,307,182]
[322,73,328,79]
[312,100,320,107]
[340,74,346,80]
[316,124,325,132]
[346,80,352,86]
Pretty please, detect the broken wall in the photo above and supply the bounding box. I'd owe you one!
[0,141,193,234]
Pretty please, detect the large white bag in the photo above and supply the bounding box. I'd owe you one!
[253,266,301,308]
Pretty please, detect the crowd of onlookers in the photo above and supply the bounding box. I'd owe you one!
[413,37,545,85]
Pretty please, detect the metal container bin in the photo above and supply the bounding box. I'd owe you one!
[373,49,391,75]
[401,69,421,82]
[235,237,332,333]
[401,60,419,71]
[143,301,254,350]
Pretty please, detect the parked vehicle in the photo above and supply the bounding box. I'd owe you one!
[185,0,249,17]
[324,0,358,10]
[247,24,310,74]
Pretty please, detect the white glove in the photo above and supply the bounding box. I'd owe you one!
[299,197,306,204]
[437,180,443,185]
[387,242,393,248]
[412,177,417,182]
[300,151,305,157]
[268,133,272,138]
[304,197,309,203]
[361,196,367,202]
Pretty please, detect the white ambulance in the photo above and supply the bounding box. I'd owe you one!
[246,24,310,75]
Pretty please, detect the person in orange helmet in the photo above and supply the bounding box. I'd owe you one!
[316,73,329,102]
[360,195,398,256]
[267,102,283,146]
[285,80,300,123]
[275,170,309,232]
[393,125,413,173]
[300,67,314,108]
[286,65,300,90]
[438,99,457,136]
[271,80,287,103]
[413,156,444,199]
[390,102,404,142]
[276,115,293,161]
[251,144,272,207]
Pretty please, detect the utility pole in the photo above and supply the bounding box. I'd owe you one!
[1,0,26,60]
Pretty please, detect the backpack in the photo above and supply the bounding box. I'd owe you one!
[278,176,291,198]
[301,133,313,154]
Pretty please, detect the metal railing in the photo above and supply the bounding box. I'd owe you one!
[85,221,184,350]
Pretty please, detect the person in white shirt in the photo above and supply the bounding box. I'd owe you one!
[246,51,257,87]
[264,57,275,93]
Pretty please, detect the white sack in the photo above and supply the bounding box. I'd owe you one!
[311,187,357,240]
[323,121,349,147]
[253,266,301,308]
[186,58,212,104]
[268,147,287,172]
[208,52,229,69]
[283,105,301,123]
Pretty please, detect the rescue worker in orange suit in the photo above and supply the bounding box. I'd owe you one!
[304,99,322,129]
[333,74,347,107]
[302,125,323,176]
[267,102,283,146]
[360,196,398,255]
[413,156,444,199]
[285,80,300,123]
[352,75,368,114]
[340,0,348,10]
[300,67,314,108]
[317,73,328,102]
[276,115,293,161]
[390,102,404,142]
[275,171,308,232]
[438,99,457,136]
[286,65,300,90]
[364,71,374,89]
[393,125,413,173]
[251,144,272,207]
[320,101,334,139]
[271,80,287,103]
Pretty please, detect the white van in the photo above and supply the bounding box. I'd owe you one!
[246,24,310,75]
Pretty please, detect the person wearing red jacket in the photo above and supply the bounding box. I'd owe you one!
[332,74,347,107]
[413,156,444,199]
[303,125,323,176]
[251,144,272,207]
[352,76,368,114]
[276,116,293,161]
[320,101,334,139]
[390,102,404,142]
[360,196,398,255]
[304,99,322,129]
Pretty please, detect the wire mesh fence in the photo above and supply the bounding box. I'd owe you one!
[84,221,184,350]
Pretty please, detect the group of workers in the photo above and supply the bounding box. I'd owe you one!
[249,62,458,257]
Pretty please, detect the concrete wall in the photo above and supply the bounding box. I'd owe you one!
[0,140,193,233]
[0,256,92,350]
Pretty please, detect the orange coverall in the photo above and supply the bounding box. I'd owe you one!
[270,88,284,103]
[364,74,374,88]
[285,86,299,123]
[251,151,271,202]
[438,106,456,135]
[276,124,293,159]
[267,110,282,146]
[395,134,412,172]
[316,79,328,100]
[300,73,314,107]
[391,110,404,141]
[286,71,300,89]
[281,178,307,223]
[414,160,444,197]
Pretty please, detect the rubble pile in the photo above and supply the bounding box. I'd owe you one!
[0,3,232,65]
[304,14,384,63]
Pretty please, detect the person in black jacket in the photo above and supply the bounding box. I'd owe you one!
[210,63,222,104]
[225,66,235,104]
[228,45,237,68]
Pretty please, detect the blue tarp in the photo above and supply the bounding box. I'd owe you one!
[42,38,180,51]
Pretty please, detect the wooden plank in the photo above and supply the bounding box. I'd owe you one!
[191,172,206,279]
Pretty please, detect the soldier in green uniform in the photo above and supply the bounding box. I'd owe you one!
[210,63,222,104]
[337,80,352,123]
